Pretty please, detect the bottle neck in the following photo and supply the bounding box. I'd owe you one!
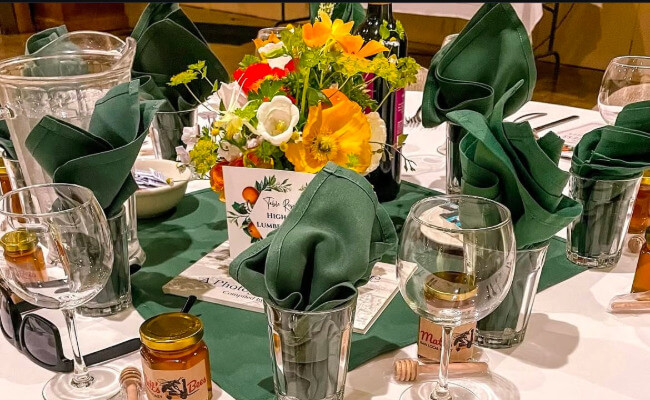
[367,3,393,22]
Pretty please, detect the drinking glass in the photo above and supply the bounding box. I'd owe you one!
[0,184,118,400]
[397,195,515,400]
[598,56,650,125]
[257,27,286,41]
[436,33,459,157]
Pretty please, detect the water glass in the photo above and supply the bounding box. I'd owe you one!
[78,206,131,317]
[598,56,650,124]
[567,173,642,268]
[476,244,549,348]
[257,27,286,41]
[149,108,198,160]
[264,298,356,400]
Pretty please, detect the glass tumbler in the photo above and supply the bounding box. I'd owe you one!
[264,298,356,400]
[567,173,642,268]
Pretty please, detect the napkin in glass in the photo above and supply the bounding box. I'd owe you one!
[230,162,396,400]
[447,83,582,249]
[568,101,650,256]
[422,3,536,127]
[131,3,229,111]
[25,80,165,217]
[230,161,398,312]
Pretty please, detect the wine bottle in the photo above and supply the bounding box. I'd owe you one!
[356,3,408,202]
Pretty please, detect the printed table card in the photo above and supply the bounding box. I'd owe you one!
[222,166,315,258]
[163,242,399,334]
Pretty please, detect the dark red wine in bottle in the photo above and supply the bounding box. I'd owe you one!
[356,3,408,202]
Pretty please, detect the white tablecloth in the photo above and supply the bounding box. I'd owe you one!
[365,3,544,34]
[1,92,647,400]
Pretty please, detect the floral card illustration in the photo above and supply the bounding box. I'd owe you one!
[223,166,315,258]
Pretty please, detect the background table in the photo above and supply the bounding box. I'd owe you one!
[1,92,647,400]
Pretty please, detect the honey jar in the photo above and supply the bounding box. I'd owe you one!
[140,312,212,400]
[0,230,47,283]
[629,171,650,234]
[418,271,476,362]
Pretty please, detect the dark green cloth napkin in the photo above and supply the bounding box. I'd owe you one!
[230,162,398,312]
[131,3,229,111]
[446,83,582,249]
[26,80,165,217]
[132,183,586,400]
[422,3,536,127]
[572,101,650,180]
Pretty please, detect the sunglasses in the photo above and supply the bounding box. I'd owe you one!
[0,285,141,373]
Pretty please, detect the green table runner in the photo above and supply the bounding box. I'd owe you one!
[133,181,586,400]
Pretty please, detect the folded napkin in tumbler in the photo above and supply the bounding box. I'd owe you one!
[572,101,650,180]
[422,3,536,127]
[131,3,229,111]
[230,162,398,312]
[26,80,165,217]
[447,83,582,249]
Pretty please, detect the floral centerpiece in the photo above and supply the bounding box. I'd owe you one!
[170,11,419,200]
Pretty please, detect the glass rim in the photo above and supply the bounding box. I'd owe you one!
[409,195,512,234]
[263,296,357,315]
[610,55,650,68]
[0,37,135,83]
[569,170,643,183]
[0,183,97,219]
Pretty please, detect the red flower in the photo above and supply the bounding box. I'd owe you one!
[233,60,296,94]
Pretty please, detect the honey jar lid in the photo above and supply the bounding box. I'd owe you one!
[0,230,37,253]
[424,271,477,302]
[140,312,204,351]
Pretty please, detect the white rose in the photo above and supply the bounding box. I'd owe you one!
[217,141,242,162]
[181,125,200,151]
[255,96,299,146]
[267,55,293,70]
[364,112,387,175]
[217,81,247,109]
[258,41,285,58]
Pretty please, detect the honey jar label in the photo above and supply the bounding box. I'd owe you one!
[417,317,475,362]
[142,360,210,399]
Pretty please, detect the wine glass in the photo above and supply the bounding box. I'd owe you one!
[397,195,515,400]
[598,56,650,124]
[257,26,286,41]
[0,184,117,400]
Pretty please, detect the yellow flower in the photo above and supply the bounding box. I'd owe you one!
[168,70,198,86]
[302,11,353,48]
[337,35,388,58]
[189,138,219,176]
[285,92,371,174]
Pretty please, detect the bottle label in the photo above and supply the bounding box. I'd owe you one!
[142,359,210,400]
[393,88,405,143]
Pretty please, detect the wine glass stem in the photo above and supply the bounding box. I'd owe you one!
[61,309,94,388]
[431,326,453,400]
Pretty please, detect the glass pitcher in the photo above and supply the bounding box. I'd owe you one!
[0,31,136,187]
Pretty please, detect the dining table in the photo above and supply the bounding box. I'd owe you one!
[1,91,647,400]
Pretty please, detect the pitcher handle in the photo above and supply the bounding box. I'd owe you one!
[0,106,15,120]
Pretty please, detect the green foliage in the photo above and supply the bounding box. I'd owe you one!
[309,3,366,31]
[306,88,332,107]
[239,54,261,69]
[247,80,285,101]
[233,100,262,120]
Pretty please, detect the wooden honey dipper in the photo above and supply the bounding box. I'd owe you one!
[394,359,489,382]
[120,367,144,400]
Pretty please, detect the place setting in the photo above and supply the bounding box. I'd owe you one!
[0,2,649,400]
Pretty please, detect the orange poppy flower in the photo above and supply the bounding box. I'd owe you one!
[285,97,371,174]
[302,11,353,48]
[321,87,349,106]
[338,35,388,58]
[253,32,280,49]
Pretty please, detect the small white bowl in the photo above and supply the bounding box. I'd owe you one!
[134,159,191,218]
